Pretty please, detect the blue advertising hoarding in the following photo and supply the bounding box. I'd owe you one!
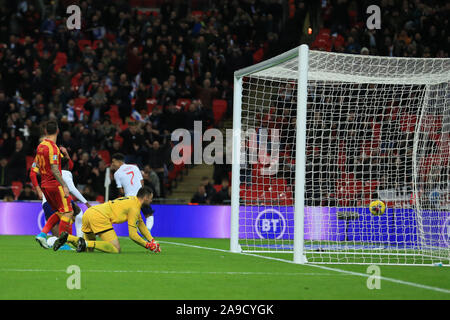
[0,202,448,248]
[0,202,230,238]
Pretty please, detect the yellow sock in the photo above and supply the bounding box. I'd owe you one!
[87,241,119,253]
[67,234,79,245]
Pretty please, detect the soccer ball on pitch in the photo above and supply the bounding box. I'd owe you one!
[47,236,58,248]
[369,200,386,216]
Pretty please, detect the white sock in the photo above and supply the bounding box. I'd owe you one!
[75,210,84,238]
[146,215,154,232]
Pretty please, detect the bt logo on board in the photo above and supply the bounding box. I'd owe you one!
[255,208,286,239]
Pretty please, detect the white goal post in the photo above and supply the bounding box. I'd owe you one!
[230,44,450,266]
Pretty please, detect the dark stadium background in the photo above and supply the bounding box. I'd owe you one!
[0,0,448,205]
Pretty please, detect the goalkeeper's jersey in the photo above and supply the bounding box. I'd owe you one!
[94,196,143,226]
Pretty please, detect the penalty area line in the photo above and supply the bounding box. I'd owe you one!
[160,240,450,295]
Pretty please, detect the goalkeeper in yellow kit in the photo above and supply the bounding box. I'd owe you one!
[53,186,160,253]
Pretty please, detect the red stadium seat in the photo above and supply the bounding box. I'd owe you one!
[191,10,204,17]
[120,122,129,131]
[114,133,123,145]
[253,47,264,63]
[74,98,88,119]
[98,150,111,165]
[271,179,289,193]
[250,184,266,193]
[105,33,116,42]
[341,172,354,180]
[311,28,332,52]
[54,52,67,72]
[11,181,23,200]
[92,40,102,50]
[338,151,346,171]
[241,189,258,205]
[255,176,271,186]
[167,168,178,188]
[332,34,345,49]
[400,114,416,132]
[78,39,92,51]
[74,97,87,108]
[336,178,363,206]
[212,99,227,125]
[71,72,83,90]
[26,156,34,171]
[35,39,44,56]
[363,180,380,198]
[105,105,122,125]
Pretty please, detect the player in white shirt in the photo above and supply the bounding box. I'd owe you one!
[111,153,154,230]
[111,153,144,197]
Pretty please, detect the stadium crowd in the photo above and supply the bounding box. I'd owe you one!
[0,0,448,204]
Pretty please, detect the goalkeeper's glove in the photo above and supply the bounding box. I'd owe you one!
[145,239,160,253]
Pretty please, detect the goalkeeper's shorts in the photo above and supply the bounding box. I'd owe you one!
[81,207,114,236]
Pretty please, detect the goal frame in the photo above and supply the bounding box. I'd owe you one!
[230,45,309,264]
[230,44,450,266]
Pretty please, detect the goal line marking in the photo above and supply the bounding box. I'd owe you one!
[160,240,450,295]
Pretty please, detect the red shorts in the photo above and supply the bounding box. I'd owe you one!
[42,185,73,214]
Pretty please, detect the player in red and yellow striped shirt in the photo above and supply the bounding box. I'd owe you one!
[35,120,74,237]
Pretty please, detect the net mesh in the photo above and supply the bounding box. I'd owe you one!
[236,50,450,265]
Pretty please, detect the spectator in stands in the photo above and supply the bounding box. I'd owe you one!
[178,75,196,99]
[8,139,27,183]
[143,164,160,198]
[217,79,233,117]
[0,156,14,200]
[97,118,117,151]
[143,122,160,145]
[108,139,123,158]
[3,194,15,202]
[89,147,102,168]
[195,79,218,110]
[81,184,97,201]
[212,147,231,185]
[0,131,16,157]
[201,176,216,200]
[157,80,177,106]
[191,184,210,204]
[0,0,447,204]
[146,140,169,197]
[61,130,77,154]
[91,159,108,197]
[119,122,145,164]
[17,184,38,200]
[73,151,93,189]
[85,92,109,123]
[212,178,231,205]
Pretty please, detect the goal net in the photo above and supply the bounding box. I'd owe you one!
[230,45,450,265]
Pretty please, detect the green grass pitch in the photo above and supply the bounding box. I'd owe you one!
[0,235,449,300]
